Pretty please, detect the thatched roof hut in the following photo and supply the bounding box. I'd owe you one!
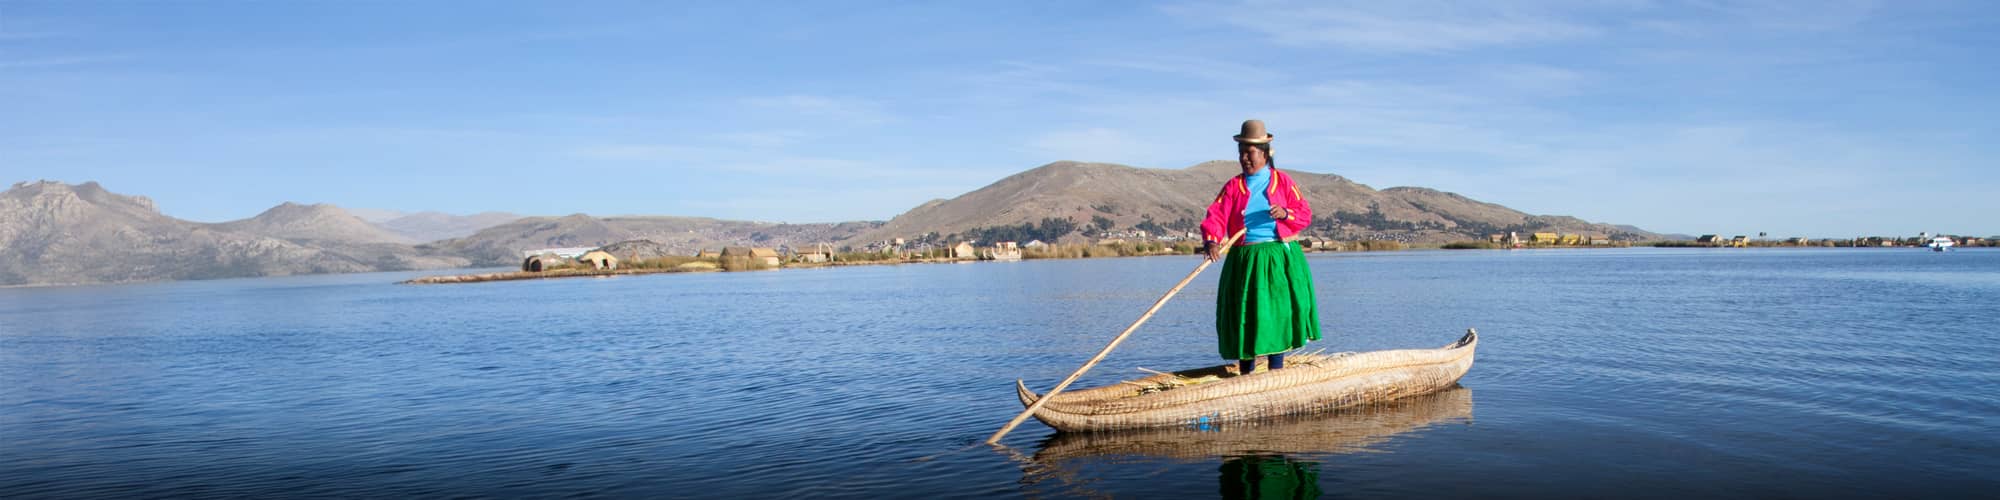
[523,253,567,272]
[578,250,619,270]
[722,247,782,267]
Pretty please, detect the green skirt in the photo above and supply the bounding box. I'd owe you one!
[1216,240,1321,360]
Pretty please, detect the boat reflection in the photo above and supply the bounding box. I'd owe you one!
[1011,386,1471,497]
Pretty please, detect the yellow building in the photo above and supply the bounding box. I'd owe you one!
[1532,232,1560,244]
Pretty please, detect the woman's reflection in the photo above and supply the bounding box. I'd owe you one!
[1220,455,1323,500]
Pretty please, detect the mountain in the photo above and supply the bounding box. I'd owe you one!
[0,181,469,286]
[854,161,1658,245]
[3,161,1662,286]
[431,214,878,266]
[214,202,416,244]
[345,207,409,224]
[371,211,523,243]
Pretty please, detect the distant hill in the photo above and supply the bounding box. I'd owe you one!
[214,202,416,244]
[0,181,468,286]
[345,207,408,224]
[371,211,523,243]
[854,161,1658,245]
[431,214,877,266]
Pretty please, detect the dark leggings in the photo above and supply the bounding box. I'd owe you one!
[1239,352,1286,374]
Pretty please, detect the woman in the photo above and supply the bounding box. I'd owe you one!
[1202,119,1321,375]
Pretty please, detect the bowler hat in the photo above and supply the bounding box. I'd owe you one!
[1233,119,1273,144]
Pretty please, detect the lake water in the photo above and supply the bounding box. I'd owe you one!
[3,248,1996,498]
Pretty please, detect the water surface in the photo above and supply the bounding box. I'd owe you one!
[3,248,1995,498]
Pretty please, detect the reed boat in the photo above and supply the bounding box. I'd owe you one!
[1015,329,1478,432]
[1031,386,1472,462]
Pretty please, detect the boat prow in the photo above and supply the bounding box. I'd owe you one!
[1016,329,1478,432]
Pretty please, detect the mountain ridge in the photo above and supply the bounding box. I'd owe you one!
[3,162,1662,285]
[851,160,1656,245]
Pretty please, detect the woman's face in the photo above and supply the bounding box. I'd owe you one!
[1237,144,1267,174]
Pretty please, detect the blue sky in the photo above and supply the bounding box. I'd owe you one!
[3,1,1994,237]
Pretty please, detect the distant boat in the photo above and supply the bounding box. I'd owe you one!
[1929,237,1955,252]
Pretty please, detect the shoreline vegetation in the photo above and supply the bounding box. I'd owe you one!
[401,237,1991,285]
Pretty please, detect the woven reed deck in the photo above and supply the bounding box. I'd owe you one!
[1016,329,1478,432]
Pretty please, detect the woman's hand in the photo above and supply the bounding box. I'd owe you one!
[1269,206,1290,220]
[1205,242,1222,261]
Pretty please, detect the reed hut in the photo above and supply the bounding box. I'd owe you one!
[578,250,619,270]
[952,242,977,259]
[722,247,781,267]
[523,253,566,272]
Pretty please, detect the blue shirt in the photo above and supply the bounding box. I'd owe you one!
[1241,169,1278,243]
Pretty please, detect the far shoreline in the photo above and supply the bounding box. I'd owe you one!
[395,240,1986,286]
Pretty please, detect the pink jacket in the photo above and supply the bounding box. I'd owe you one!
[1201,167,1313,246]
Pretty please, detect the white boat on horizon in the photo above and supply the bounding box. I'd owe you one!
[1928,236,1955,252]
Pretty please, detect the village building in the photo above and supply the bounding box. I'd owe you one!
[952,242,977,259]
[1023,240,1047,248]
[578,250,619,270]
[1696,235,1724,245]
[1531,232,1560,245]
[1731,236,1750,247]
[722,247,782,267]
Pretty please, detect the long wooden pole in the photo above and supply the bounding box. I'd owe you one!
[986,228,1247,445]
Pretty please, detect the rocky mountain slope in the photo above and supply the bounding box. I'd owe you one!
[854,161,1657,245]
[214,202,417,244]
[0,181,468,286]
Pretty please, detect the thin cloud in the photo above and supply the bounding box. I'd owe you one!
[0,54,129,70]
[1026,128,1166,165]
[740,94,894,124]
[1166,0,1607,52]
[1089,55,1285,84]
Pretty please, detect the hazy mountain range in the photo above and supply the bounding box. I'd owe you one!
[349,209,525,243]
[0,181,470,286]
[3,161,1661,286]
